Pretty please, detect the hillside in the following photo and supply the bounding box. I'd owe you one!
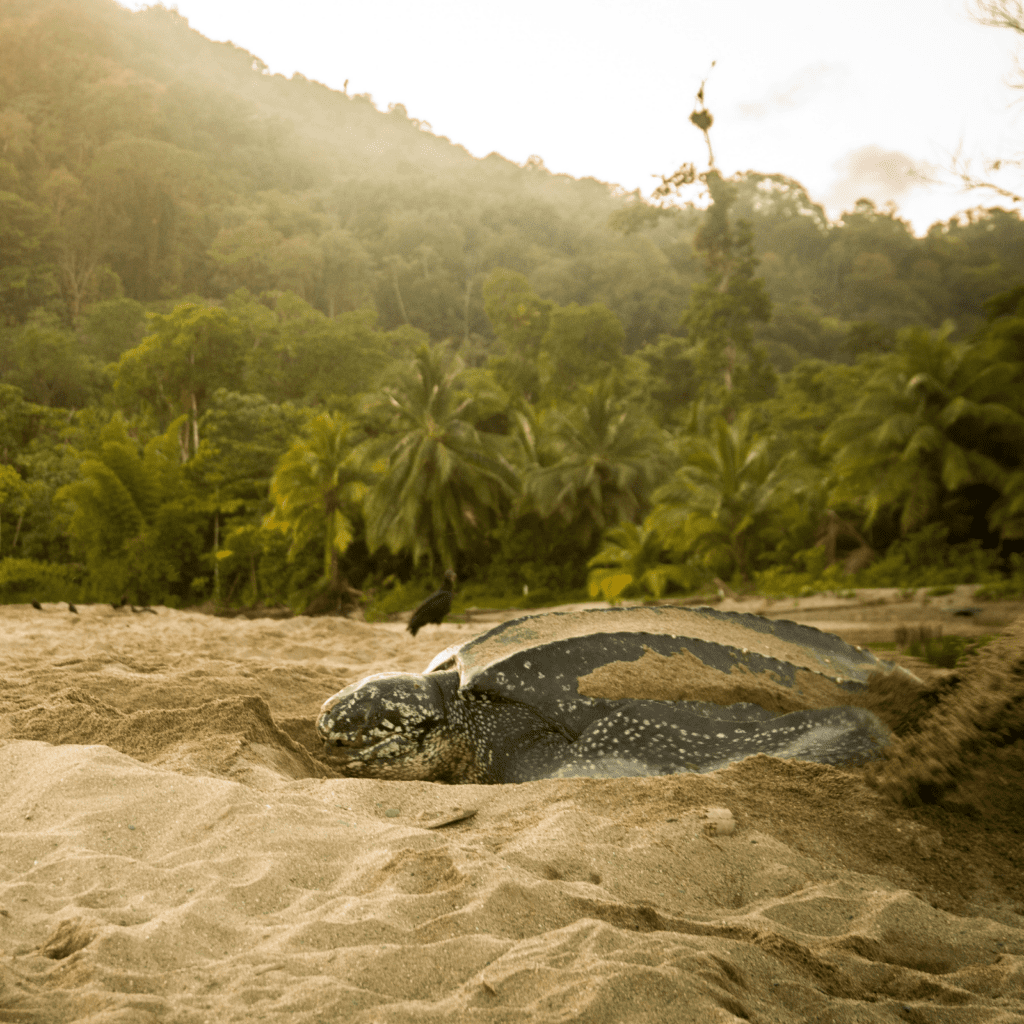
[0,0,1023,614]
[3,0,1024,357]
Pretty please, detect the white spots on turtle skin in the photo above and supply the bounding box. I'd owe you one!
[318,640,892,783]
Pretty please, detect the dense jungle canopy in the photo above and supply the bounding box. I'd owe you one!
[1,0,1023,613]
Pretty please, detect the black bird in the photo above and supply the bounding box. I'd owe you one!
[31,600,42,610]
[68,602,78,614]
[407,570,457,637]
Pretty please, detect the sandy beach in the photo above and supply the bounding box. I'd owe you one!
[1,596,1022,1023]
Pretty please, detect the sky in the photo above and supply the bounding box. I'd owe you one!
[123,0,1024,234]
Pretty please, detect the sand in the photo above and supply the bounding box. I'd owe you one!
[1,601,1023,1023]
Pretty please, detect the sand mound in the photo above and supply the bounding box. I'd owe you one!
[1,603,1023,1022]
[0,688,328,784]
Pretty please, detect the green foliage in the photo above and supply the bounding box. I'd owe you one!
[825,323,1024,538]
[526,382,663,553]
[183,390,306,604]
[777,524,1003,592]
[114,304,247,459]
[228,291,402,404]
[679,171,774,411]
[479,514,590,599]
[975,554,1024,599]
[78,298,145,364]
[0,463,29,556]
[752,565,838,599]
[540,302,625,403]
[4,1,1024,607]
[587,520,696,601]
[362,344,517,571]
[894,626,995,669]
[637,334,699,425]
[55,415,205,602]
[0,557,81,604]
[482,269,551,402]
[266,411,367,599]
[761,359,869,467]
[0,312,101,407]
[650,409,814,582]
[363,576,432,624]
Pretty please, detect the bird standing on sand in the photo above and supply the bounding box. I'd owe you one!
[31,600,42,610]
[68,602,78,614]
[407,570,457,637]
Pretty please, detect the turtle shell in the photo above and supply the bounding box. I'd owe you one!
[426,606,912,735]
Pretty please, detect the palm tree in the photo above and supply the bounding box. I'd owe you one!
[55,414,200,602]
[649,409,808,581]
[361,344,517,571]
[824,324,1024,536]
[587,519,695,601]
[525,381,664,551]
[266,412,367,603]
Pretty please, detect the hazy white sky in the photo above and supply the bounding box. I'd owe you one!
[125,0,1024,233]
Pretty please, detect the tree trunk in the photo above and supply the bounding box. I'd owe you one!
[213,510,220,603]
[392,271,410,325]
[11,508,25,550]
[178,421,189,463]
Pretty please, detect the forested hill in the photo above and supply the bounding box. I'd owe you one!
[2,0,1024,616]
[0,0,706,347]
[4,0,1024,356]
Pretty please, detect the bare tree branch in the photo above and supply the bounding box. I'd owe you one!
[926,3,1024,204]
[970,0,1024,33]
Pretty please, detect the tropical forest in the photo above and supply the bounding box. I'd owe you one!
[2,0,1024,618]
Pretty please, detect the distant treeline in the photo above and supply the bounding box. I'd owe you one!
[0,0,1022,611]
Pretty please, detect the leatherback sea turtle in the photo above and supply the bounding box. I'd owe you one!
[316,606,911,783]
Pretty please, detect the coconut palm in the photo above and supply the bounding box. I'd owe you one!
[361,344,517,570]
[525,381,664,551]
[824,324,1024,535]
[649,409,809,581]
[266,411,367,601]
[587,519,695,602]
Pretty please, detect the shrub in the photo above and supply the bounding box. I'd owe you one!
[975,553,1024,600]
[855,525,1002,588]
[0,558,81,604]
[893,624,995,668]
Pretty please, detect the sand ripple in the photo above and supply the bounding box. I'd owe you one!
[1,605,1022,1022]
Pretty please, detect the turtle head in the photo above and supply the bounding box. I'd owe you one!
[316,671,459,780]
